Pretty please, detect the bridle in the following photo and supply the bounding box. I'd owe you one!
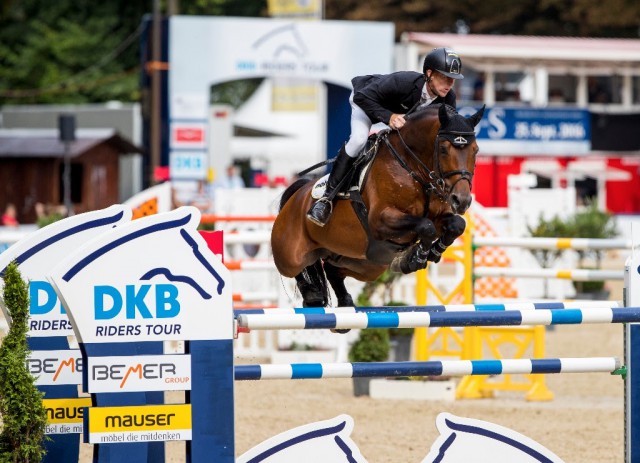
[382,126,476,202]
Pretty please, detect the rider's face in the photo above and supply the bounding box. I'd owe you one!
[427,70,455,98]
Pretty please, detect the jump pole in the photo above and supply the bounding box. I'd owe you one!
[234,300,619,316]
[235,357,621,380]
[236,307,640,331]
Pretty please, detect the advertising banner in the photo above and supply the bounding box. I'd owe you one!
[48,207,233,343]
[0,205,131,337]
[87,354,192,393]
[86,404,192,444]
[28,350,83,386]
[44,397,92,435]
[461,106,591,155]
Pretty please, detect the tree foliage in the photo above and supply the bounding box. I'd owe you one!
[0,262,48,462]
[0,0,638,105]
[325,0,640,39]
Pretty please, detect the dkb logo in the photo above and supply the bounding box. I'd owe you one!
[94,284,180,320]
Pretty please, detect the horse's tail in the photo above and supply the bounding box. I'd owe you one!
[279,178,311,211]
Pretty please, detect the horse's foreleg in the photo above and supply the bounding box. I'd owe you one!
[323,262,355,307]
[294,261,329,307]
[428,215,467,263]
[384,216,437,274]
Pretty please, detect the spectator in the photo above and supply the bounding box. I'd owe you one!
[213,164,246,189]
[1,203,19,227]
[173,180,212,212]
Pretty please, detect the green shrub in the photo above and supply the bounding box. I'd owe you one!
[348,328,389,363]
[36,213,64,229]
[527,202,618,295]
[0,262,48,462]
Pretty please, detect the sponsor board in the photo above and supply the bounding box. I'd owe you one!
[87,404,192,444]
[0,205,131,337]
[87,354,191,393]
[464,106,591,155]
[27,350,83,386]
[48,207,233,343]
[43,397,92,435]
[170,122,206,149]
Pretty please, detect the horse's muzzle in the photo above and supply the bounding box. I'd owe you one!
[450,192,472,215]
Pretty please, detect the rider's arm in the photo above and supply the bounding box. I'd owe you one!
[353,72,418,125]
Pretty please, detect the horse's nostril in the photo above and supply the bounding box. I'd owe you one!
[451,194,471,214]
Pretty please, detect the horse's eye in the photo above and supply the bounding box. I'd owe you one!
[439,145,448,155]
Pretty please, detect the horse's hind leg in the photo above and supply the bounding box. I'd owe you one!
[323,263,355,307]
[294,261,328,307]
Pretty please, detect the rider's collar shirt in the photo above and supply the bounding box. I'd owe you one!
[421,83,437,106]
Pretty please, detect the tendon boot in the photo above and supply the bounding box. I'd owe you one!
[306,146,356,227]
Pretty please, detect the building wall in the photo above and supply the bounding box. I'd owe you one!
[0,158,58,223]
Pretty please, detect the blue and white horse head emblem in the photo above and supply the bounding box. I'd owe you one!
[421,413,564,463]
[238,415,367,463]
[48,207,232,344]
[0,204,131,337]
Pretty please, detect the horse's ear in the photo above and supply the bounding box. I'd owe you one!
[438,103,450,126]
[467,104,486,127]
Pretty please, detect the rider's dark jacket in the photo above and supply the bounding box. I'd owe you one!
[352,71,457,125]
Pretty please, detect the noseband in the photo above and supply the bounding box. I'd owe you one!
[435,129,476,191]
[383,126,476,202]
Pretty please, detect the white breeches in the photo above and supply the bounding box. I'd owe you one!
[344,92,373,158]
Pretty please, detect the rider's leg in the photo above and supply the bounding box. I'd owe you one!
[306,94,371,227]
[306,145,356,226]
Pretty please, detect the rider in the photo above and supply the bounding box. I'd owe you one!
[306,47,464,227]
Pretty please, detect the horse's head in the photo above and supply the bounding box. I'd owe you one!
[435,104,484,214]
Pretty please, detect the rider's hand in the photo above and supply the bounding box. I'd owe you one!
[389,114,406,130]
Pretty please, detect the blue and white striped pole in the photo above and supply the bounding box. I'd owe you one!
[235,357,620,381]
[234,300,618,317]
[236,307,640,331]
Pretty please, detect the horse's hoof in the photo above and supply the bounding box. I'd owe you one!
[338,296,355,307]
[330,328,351,334]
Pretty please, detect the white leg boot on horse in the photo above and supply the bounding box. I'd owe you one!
[306,146,356,227]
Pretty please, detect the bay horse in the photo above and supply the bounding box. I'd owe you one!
[271,103,485,307]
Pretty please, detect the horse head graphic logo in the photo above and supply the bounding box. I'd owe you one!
[252,23,308,60]
[238,415,367,463]
[48,207,232,344]
[0,204,131,337]
[421,413,563,463]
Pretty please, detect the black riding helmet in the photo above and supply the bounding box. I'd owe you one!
[423,47,464,80]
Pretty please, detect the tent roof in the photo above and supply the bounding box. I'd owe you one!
[403,33,640,73]
[0,129,144,158]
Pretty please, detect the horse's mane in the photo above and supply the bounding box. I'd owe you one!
[406,104,441,122]
[407,103,463,122]
[406,104,473,135]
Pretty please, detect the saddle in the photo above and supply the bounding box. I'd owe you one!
[306,131,406,264]
[310,130,388,200]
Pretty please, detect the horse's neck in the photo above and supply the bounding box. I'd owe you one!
[388,124,438,175]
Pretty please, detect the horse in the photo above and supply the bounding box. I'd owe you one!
[271,103,485,308]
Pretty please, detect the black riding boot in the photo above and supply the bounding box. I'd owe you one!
[306,146,356,227]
